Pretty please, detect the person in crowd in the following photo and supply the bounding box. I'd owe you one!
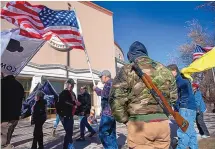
[51,113,60,137]
[93,70,118,149]
[56,79,77,149]
[192,83,210,138]
[109,41,178,149]
[76,86,96,141]
[1,74,24,149]
[167,64,198,149]
[31,91,47,149]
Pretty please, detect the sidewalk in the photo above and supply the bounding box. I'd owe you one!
[11,113,215,149]
[11,119,127,149]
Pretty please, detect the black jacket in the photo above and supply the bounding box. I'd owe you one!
[32,99,47,124]
[1,75,24,122]
[56,90,76,117]
[77,92,91,116]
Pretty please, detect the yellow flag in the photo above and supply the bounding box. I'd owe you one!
[181,47,215,81]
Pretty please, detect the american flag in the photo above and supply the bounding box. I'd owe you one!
[1,1,84,50]
[193,45,207,60]
[202,46,214,52]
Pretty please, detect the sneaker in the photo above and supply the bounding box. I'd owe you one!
[68,143,75,149]
[76,137,85,141]
[201,135,210,138]
[51,128,56,137]
[88,131,96,137]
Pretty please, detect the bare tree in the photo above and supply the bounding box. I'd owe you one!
[178,19,215,109]
[170,2,215,111]
[197,1,215,11]
[179,19,214,66]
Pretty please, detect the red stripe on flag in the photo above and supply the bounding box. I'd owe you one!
[193,53,204,56]
[1,9,41,23]
[69,46,84,50]
[51,30,81,36]
[7,2,40,16]
[22,1,44,10]
[17,18,43,28]
[20,20,44,30]
[20,29,42,39]
[203,47,213,51]
[62,38,83,43]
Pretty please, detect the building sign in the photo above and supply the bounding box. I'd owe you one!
[48,35,70,51]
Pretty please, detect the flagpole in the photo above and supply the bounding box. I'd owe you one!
[67,4,72,79]
[72,6,96,86]
[83,46,96,86]
[71,5,102,115]
[212,68,215,83]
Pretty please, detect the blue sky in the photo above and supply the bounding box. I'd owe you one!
[94,1,215,66]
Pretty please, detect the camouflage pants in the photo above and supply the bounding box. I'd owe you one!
[127,120,170,149]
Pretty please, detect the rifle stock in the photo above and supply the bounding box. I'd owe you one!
[132,62,189,132]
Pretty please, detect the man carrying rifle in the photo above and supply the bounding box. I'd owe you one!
[109,41,178,149]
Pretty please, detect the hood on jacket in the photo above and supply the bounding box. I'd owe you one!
[127,41,148,63]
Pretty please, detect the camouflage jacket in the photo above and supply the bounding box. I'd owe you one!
[109,56,178,123]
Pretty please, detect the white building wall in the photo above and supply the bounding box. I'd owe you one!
[19,64,103,115]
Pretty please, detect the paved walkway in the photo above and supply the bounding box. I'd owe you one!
[11,113,215,149]
[11,119,127,149]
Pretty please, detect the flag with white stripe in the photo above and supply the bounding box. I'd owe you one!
[193,45,207,60]
[1,1,84,50]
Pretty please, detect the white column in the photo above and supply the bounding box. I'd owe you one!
[30,75,42,92]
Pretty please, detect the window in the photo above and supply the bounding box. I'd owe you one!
[17,78,32,99]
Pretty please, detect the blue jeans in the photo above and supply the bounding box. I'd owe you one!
[80,116,95,137]
[99,115,118,149]
[196,112,210,136]
[176,108,198,149]
[60,116,74,149]
[53,114,60,129]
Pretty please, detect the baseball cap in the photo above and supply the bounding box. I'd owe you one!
[66,79,76,84]
[99,70,111,78]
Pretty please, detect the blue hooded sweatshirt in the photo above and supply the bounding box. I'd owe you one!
[127,41,148,62]
[174,73,197,111]
[194,89,206,113]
